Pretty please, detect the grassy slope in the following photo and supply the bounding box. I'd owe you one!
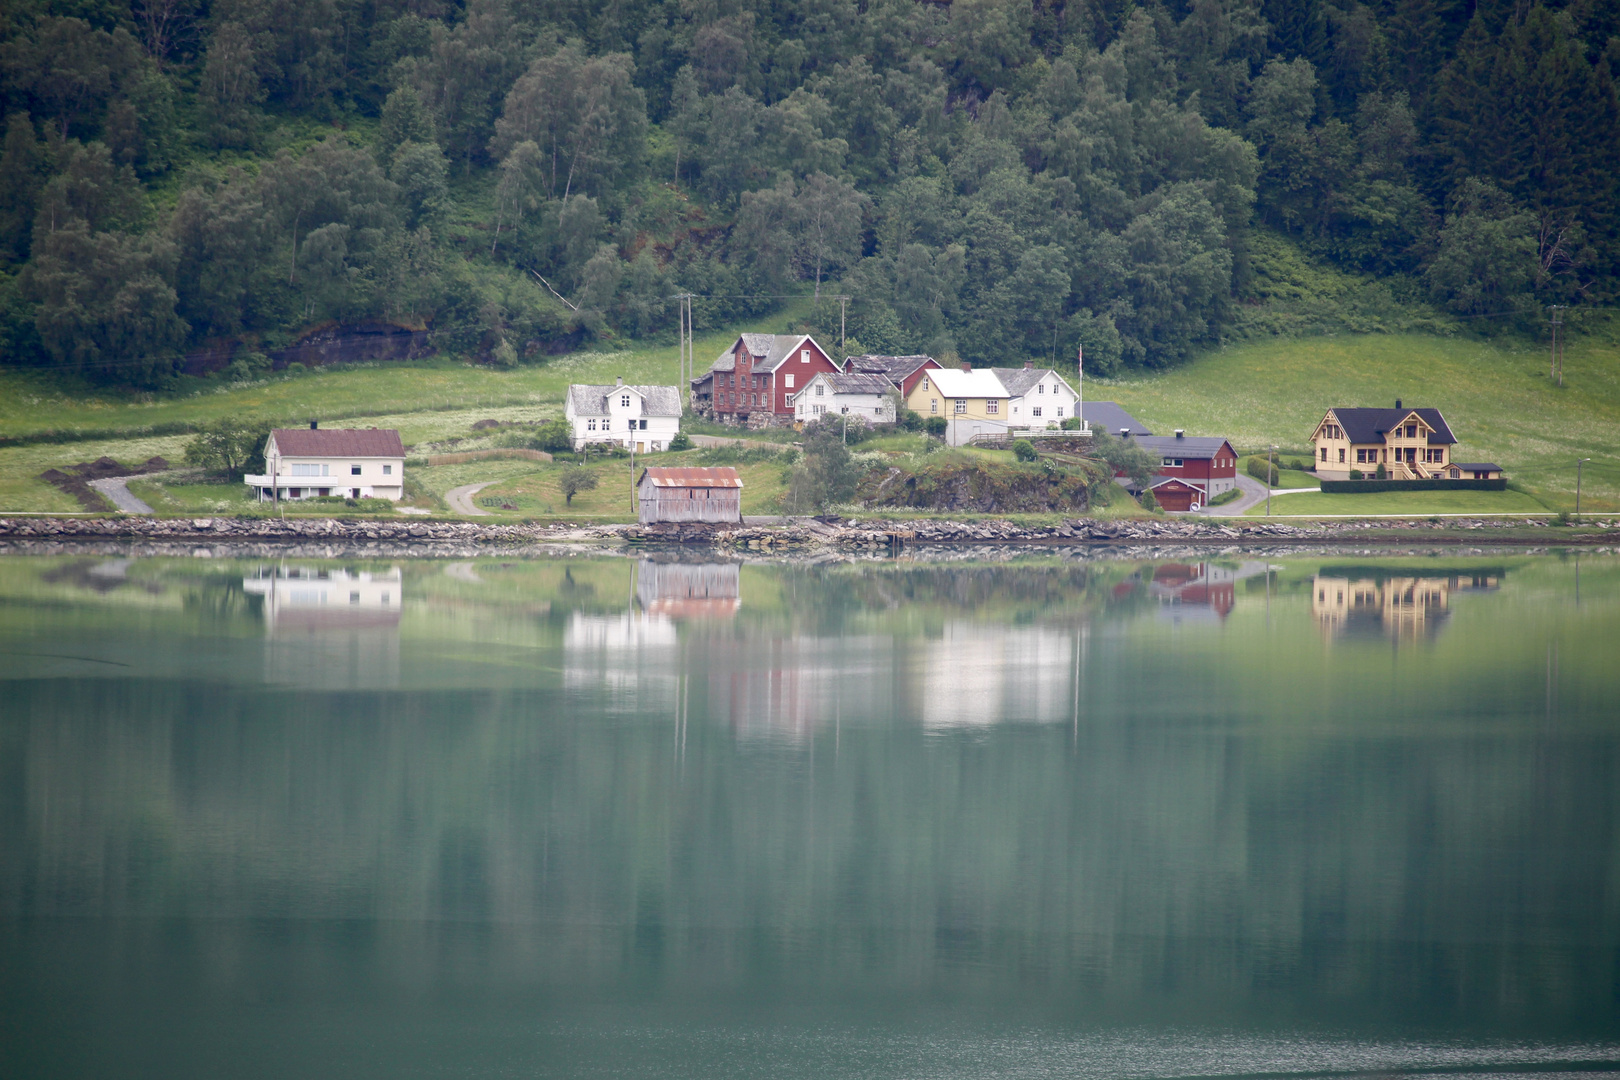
[1246,489,1548,516]
[1103,333,1620,511]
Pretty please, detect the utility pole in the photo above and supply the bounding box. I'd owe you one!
[1577,457,1590,517]
[1550,305,1565,386]
[1266,444,1277,517]
[832,295,851,349]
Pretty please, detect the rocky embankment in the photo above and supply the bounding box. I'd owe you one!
[2,514,1611,551]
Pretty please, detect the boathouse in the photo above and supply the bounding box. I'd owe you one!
[637,467,744,525]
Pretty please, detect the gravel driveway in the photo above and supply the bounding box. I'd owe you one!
[87,476,154,515]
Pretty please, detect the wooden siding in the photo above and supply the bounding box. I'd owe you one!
[638,480,742,524]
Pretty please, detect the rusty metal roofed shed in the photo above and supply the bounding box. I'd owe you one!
[637,467,744,525]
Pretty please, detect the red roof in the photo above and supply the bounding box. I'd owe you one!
[270,428,405,457]
[638,467,744,488]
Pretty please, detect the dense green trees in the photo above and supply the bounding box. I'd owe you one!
[1,0,1616,386]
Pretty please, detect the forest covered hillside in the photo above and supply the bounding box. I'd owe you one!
[0,0,1616,388]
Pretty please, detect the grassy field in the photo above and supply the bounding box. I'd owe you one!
[1237,455,1322,489]
[1245,488,1548,516]
[1103,332,1620,511]
[6,321,1619,517]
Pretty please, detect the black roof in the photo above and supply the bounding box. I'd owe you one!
[1083,401,1151,436]
[1132,435,1232,460]
[1330,407,1456,445]
[1453,462,1502,471]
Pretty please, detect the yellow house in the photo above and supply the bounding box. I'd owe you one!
[1310,401,1458,479]
[906,366,1011,445]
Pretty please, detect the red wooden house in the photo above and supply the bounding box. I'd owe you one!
[1117,432,1239,508]
[692,334,841,424]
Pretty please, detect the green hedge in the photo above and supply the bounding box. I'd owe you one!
[1319,478,1506,493]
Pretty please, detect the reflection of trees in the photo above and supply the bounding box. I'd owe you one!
[6,673,1618,1030]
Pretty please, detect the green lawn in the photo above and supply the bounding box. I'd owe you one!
[475,453,792,520]
[1238,455,1321,488]
[1245,488,1548,516]
[1103,332,1620,511]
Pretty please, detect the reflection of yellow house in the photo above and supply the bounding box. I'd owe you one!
[1311,573,1499,642]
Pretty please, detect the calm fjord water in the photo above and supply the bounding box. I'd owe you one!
[2,549,1619,1079]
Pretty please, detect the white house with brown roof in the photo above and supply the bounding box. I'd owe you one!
[246,424,406,501]
[566,379,682,452]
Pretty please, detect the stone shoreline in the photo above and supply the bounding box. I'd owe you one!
[3,514,1617,550]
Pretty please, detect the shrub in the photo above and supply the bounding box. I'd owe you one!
[668,431,692,451]
[1011,439,1038,462]
[1092,433,1156,487]
[1375,463,1387,479]
[1348,468,1363,480]
[184,419,271,478]
[922,416,947,437]
[1246,456,1279,486]
[536,419,574,453]
[1138,486,1160,511]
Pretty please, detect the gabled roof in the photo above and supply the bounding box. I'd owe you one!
[708,333,828,374]
[913,368,1007,398]
[1453,462,1502,471]
[638,467,743,488]
[1326,407,1456,445]
[568,384,683,417]
[843,354,938,379]
[1082,401,1151,436]
[805,372,897,395]
[1131,435,1233,460]
[270,428,405,457]
[988,367,1077,399]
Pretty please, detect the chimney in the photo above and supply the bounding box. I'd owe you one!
[309,419,318,430]
[616,376,624,387]
[1395,398,1402,410]
[1120,428,1130,438]
[960,362,971,373]
[1175,429,1184,439]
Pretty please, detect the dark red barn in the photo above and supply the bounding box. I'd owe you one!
[693,334,841,424]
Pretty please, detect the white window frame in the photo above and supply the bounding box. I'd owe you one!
[801,349,810,363]
[954,400,967,414]
[785,373,795,388]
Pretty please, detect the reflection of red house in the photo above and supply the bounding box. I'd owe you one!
[1148,563,1236,619]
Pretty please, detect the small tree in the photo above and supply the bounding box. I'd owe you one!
[184,419,270,478]
[1012,439,1038,462]
[1138,486,1160,511]
[558,465,598,505]
[1375,462,1387,480]
[922,416,947,437]
[668,431,692,450]
[1092,433,1157,488]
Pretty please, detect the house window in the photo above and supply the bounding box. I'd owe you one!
[801,349,810,363]
[1031,406,1042,418]
[1038,384,1045,394]
[1338,449,1345,463]
[587,419,596,431]
[1356,449,1368,463]
[1055,407,1063,417]
[921,378,929,391]
[930,399,938,414]
[954,400,967,414]
[290,463,324,477]
[351,465,362,475]
[785,374,795,388]
[815,384,824,396]
[987,400,999,414]
[621,395,631,407]
[841,406,849,414]
[383,465,392,475]
[639,419,648,430]
[1321,448,1328,462]
[1162,458,1184,467]
[1405,424,1417,437]
[813,405,824,416]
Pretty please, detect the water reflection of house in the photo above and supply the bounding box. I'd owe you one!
[704,635,897,742]
[1311,572,1501,642]
[563,611,680,710]
[922,623,1079,728]
[1142,561,1271,625]
[243,565,402,687]
[636,560,741,620]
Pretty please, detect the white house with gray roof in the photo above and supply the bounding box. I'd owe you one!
[791,371,899,424]
[565,379,683,452]
[988,365,1081,428]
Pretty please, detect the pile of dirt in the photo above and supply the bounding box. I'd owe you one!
[39,456,171,511]
[859,457,1109,514]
